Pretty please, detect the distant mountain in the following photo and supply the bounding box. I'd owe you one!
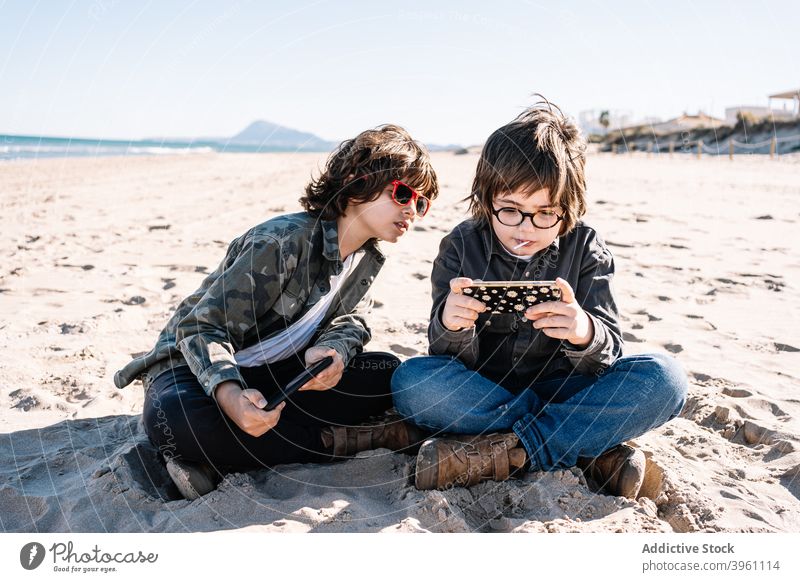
[145,120,466,153]
[226,120,334,151]
[425,143,466,152]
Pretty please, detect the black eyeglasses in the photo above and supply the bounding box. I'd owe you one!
[491,206,564,229]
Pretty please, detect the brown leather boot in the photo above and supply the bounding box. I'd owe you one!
[320,412,429,458]
[576,443,646,499]
[414,433,528,490]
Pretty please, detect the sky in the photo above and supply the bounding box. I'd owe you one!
[1,0,797,145]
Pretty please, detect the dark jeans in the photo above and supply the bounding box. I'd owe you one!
[142,352,399,471]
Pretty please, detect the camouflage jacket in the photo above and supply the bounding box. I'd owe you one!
[114,212,385,398]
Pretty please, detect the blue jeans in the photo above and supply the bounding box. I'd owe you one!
[391,352,687,471]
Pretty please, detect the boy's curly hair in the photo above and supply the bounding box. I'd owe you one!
[300,124,439,220]
[468,96,587,234]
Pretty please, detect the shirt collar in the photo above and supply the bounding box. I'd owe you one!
[321,219,341,262]
[320,218,385,264]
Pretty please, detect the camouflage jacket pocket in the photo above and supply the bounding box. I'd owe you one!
[271,278,308,320]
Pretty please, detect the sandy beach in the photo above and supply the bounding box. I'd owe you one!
[1,151,799,533]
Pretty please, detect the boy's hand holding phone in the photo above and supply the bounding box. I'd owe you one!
[215,381,286,438]
[300,346,344,391]
[215,348,340,437]
[525,277,594,348]
[442,277,488,331]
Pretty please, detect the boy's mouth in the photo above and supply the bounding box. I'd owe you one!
[512,239,534,250]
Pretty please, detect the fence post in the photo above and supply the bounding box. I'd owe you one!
[770,137,776,159]
[647,142,652,158]
[612,143,617,154]
[669,142,674,158]
[729,140,734,160]
[697,140,702,160]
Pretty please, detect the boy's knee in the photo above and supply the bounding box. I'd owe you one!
[391,357,429,409]
[391,356,456,416]
[643,352,688,419]
[392,356,450,389]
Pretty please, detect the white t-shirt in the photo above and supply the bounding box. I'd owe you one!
[234,252,363,367]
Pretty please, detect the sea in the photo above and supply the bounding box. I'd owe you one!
[0,134,326,161]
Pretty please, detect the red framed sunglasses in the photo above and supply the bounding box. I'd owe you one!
[389,179,431,217]
[353,176,431,217]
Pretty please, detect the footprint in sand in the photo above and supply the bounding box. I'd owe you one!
[412,273,428,281]
[684,314,717,330]
[404,322,427,334]
[59,323,85,334]
[741,420,783,447]
[390,344,419,357]
[622,332,644,343]
[9,390,41,412]
[718,386,752,399]
[605,240,636,248]
[664,343,683,353]
[716,277,743,286]
[65,388,92,404]
[634,309,662,322]
[766,279,785,292]
[779,464,800,500]
[122,296,146,306]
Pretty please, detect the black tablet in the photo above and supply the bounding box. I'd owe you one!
[263,356,334,410]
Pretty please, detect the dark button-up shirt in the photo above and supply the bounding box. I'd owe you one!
[114,212,385,398]
[428,219,623,391]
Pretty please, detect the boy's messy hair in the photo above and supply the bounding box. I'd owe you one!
[300,124,439,220]
[468,96,587,234]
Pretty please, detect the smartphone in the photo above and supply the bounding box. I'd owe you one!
[461,281,561,314]
[263,356,334,410]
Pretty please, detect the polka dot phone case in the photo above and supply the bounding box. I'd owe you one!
[461,281,562,314]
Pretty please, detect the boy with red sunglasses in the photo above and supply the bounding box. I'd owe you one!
[114,124,437,499]
[391,99,688,499]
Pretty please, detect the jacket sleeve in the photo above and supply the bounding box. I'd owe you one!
[314,290,372,366]
[174,233,285,398]
[427,234,480,366]
[561,233,624,375]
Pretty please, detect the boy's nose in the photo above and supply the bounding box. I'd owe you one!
[402,205,418,220]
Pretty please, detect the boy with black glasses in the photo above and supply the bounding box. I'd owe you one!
[115,125,437,499]
[391,100,687,499]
